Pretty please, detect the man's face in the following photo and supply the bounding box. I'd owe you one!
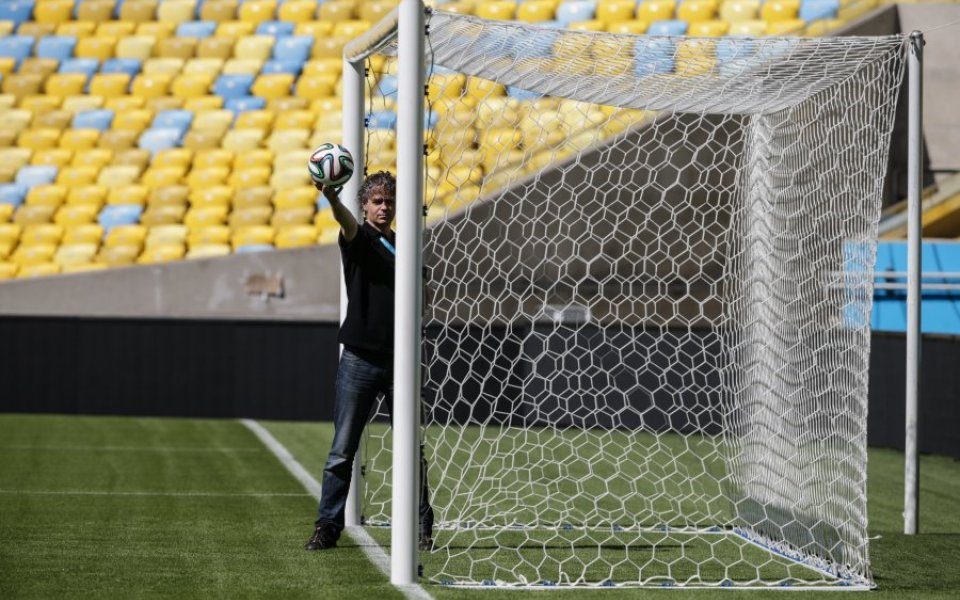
[363,187,395,228]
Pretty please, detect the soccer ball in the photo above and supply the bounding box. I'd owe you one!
[308,143,354,186]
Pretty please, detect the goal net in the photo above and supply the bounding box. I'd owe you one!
[352,9,905,589]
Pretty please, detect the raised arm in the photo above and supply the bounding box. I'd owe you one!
[316,183,359,242]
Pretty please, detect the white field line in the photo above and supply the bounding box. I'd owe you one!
[240,418,432,600]
[0,445,261,452]
[0,489,310,497]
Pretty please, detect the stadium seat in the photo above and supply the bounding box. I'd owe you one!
[158,37,199,60]
[10,242,56,266]
[178,20,218,38]
[24,183,67,208]
[274,224,317,248]
[102,58,143,77]
[138,128,182,155]
[318,1,355,22]
[35,36,76,61]
[279,0,317,23]
[96,243,140,265]
[16,166,58,189]
[75,36,117,61]
[97,21,137,39]
[799,0,839,22]
[137,243,185,263]
[16,261,60,277]
[200,0,239,22]
[186,243,230,259]
[184,205,228,227]
[152,110,194,135]
[0,36,34,68]
[677,0,718,23]
[637,0,676,23]
[257,20,294,37]
[233,185,272,208]
[188,224,230,246]
[146,224,188,247]
[229,205,272,228]
[107,185,150,206]
[689,20,729,37]
[0,1,36,27]
[77,0,116,22]
[116,36,156,61]
[140,203,186,226]
[33,0,74,25]
[224,96,266,114]
[55,204,100,226]
[158,0,198,25]
[766,19,806,35]
[20,222,64,245]
[761,0,800,22]
[66,185,108,207]
[189,184,233,205]
[728,20,767,36]
[719,0,759,22]
[235,35,274,61]
[197,37,236,59]
[62,223,105,245]
[98,204,143,232]
[54,242,99,266]
[648,19,688,36]
[215,20,255,38]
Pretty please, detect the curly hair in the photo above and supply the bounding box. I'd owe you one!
[358,171,396,206]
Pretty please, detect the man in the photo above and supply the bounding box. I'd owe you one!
[305,171,434,552]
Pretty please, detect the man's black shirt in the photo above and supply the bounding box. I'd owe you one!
[338,221,395,356]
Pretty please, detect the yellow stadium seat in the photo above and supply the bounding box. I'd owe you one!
[179,130,219,151]
[314,207,338,230]
[78,0,116,21]
[188,225,231,246]
[0,58,13,79]
[232,148,273,171]
[72,149,114,170]
[97,164,142,188]
[18,129,61,151]
[296,74,337,100]
[17,22,57,38]
[148,185,190,206]
[63,224,105,244]
[805,18,843,36]
[266,129,309,151]
[201,0,239,21]
[96,244,140,265]
[569,20,606,31]
[270,167,309,191]
[228,167,271,189]
[0,148,32,170]
[17,262,60,278]
[32,110,72,132]
[273,110,313,131]
[311,37,349,59]
[184,205,229,228]
[57,166,100,187]
[66,185,108,207]
[75,36,117,61]
[0,204,13,223]
[138,244,186,264]
[515,0,553,22]
[140,204,186,226]
[145,97,185,112]
[280,0,318,22]
[104,95,146,111]
[184,96,224,112]
[111,148,152,170]
[0,262,16,279]
[689,20,729,36]
[152,148,193,170]
[318,0,355,22]
[597,0,635,23]
[231,225,274,247]
[186,243,231,259]
[301,58,342,79]
[189,185,234,207]
[233,186,273,208]
[0,222,19,243]
[25,184,67,208]
[120,0,159,22]
[142,166,187,189]
[63,96,106,114]
[20,223,64,246]
[131,73,174,99]
[158,0,197,24]
[637,0,676,22]
[11,243,57,266]
[62,261,108,274]
[475,1,515,20]
[158,37,199,60]
[295,21,334,38]
[20,58,59,78]
[184,58,225,78]
[190,111,233,136]
[222,129,266,152]
[222,58,264,75]
[235,35,274,61]
[271,206,313,228]
[34,0,74,24]
[0,110,33,135]
[761,0,800,22]
[146,224,188,247]
[137,21,176,39]
[54,204,99,227]
[97,21,137,38]
[112,109,154,133]
[729,20,767,35]
[216,20,255,37]
[720,0,760,22]
[105,224,148,248]
[239,0,276,24]
[333,20,370,38]
[197,37,236,59]
[143,58,186,76]
[3,75,45,102]
[274,224,317,249]
[678,0,718,23]
[60,130,101,152]
[193,149,234,170]
[228,205,272,228]
[766,19,805,35]
[184,167,229,190]
[116,36,155,62]
[56,21,97,38]
[88,74,132,99]
[274,186,317,210]
[171,73,214,99]
[233,109,274,131]
[251,74,294,100]
[107,185,150,206]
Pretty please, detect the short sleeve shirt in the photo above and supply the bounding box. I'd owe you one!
[337,221,395,355]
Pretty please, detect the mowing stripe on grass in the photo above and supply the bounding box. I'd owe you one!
[240,418,433,600]
[0,489,311,497]
[0,445,262,452]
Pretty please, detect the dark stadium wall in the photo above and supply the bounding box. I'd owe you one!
[0,316,956,459]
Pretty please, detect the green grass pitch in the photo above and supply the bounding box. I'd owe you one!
[1,414,957,599]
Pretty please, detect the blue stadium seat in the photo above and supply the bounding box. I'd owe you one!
[72,109,115,131]
[0,1,36,27]
[235,244,275,254]
[98,204,143,232]
[0,183,28,207]
[15,166,58,189]
[634,38,675,76]
[799,0,839,22]
[507,86,539,101]
[0,36,34,69]
[214,73,255,99]
[138,128,183,155]
[424,110,438,129]
[367,111,397,129]
[376,74,398,100]
[257,21,295,37]
[152,110,193,135]
[648,20,688,36]
[176,20,217,38]
[316,194,329,210]
[262,59,303,76]
[555,0,597,26]
[224,95,266,113]
[101,58,142,77]
[59,58,100,78]
[36,36,77,61]
[272,35,312,62]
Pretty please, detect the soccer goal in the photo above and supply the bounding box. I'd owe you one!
[341,1,917,589]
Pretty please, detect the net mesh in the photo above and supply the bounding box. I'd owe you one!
[357,11,905,588]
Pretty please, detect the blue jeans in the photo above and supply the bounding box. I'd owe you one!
[315,347,434,538]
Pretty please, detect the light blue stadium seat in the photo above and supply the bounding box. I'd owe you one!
[101,58,141,77]
[152,110,193,135]
[634,38,675,76]
[272,35,312,62]
[72,109,115,131]
[59,58,100,78]
[0,36,34,69]
[0,183,28,207]
[214,73,255,99]
[555,0,596,26]
[224,95,266,113]
[507,86,539,101]
[257,20,295,37]
[367,111,397,130]
[424,110,438,129]
[316,195,329,210]
[98,204,143,232]
[799,0,839,22]
[376,74,398,100]
[235,244,275,253]
[648,19,688,36]
[36,36,77,61]
[176,20,217,38]
[15,166,58,189]
[0,1,35,27]
[138,128,183,155]
[262,59,303,75]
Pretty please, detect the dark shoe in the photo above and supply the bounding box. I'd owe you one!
[305,524,338,551]
[419,534,434,552]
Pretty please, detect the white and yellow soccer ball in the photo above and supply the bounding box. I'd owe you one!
[307,143,354,186]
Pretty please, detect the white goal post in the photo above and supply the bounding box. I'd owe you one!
[340,0,922,589]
